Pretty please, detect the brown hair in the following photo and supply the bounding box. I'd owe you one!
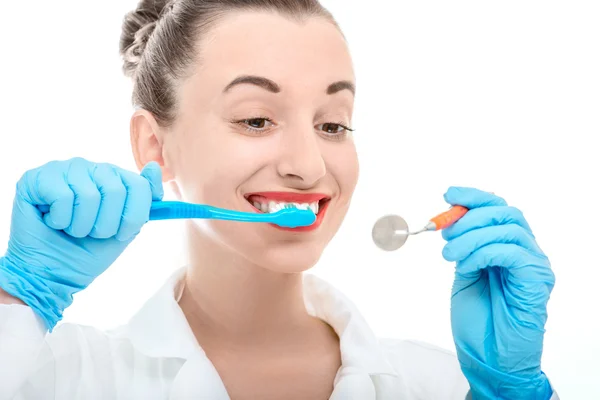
[120,0,338,128]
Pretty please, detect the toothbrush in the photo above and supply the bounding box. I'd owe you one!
[148,201,315,228]
[36,201,316,229]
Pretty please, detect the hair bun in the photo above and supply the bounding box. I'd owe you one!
[120,0,172,77]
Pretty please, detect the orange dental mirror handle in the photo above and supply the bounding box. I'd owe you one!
[427,205,469,231]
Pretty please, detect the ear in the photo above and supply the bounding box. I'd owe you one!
[130,110,175,181]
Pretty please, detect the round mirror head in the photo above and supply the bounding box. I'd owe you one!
[372,214,410,251]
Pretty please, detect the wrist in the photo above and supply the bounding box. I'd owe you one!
[0,257,25,304]
[458,354,552,400]
[469,373,552,400]
[0,256,66,331]
[0,285,26,305]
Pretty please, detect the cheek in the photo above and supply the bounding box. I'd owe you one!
[169,127,272,205]
[328,142,359,200]
[179,157,248,206]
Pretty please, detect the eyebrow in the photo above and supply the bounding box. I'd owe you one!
[223,75,355,96]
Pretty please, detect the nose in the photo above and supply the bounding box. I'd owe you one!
[276,125,326,187]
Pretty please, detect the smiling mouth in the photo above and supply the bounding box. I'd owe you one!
[243,192,331,230]
[244,193,330,213]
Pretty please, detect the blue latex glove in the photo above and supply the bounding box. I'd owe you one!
[442,187,555,400]
[0,158,163,331]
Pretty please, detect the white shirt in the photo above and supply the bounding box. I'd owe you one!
[0,268,558,399]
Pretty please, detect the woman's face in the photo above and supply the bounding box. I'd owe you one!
[162,11,358,272]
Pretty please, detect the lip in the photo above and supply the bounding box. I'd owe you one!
[243,191,332,232]
[244,192,330,203]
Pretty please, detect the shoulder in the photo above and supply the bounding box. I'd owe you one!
[379,337,460,365]
[45,321,134,360]
[0,304,131,360]
[377,338,470,397]
[378,337,463,372]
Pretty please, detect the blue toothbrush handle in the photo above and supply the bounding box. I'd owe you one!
[148,201,315,228]
[38,201,315,228]
[149,201,274,222]
[36,202,214,221]
[149,201,214,220]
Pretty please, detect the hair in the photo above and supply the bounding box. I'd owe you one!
[119,0,338,128]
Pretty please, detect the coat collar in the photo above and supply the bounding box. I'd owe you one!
[126,267,398,377]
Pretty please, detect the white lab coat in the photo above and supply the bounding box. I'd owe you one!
[0,267,559,399]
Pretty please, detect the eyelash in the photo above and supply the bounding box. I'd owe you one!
[231,116,354,141]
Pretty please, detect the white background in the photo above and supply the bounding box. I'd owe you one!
[0,1,598,398]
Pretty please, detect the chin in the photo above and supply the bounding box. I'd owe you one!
[254,241,326,274]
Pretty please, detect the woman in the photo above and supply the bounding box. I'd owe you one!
[0,0,558,399]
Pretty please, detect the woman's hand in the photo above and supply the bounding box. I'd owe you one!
[0,157,163,331]
[442,187,555,400]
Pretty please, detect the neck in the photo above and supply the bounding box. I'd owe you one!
[178,222,312,346]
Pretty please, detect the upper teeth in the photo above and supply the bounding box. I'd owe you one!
[252,201,319,215]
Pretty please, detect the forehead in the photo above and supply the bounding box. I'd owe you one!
[194,11,355,87]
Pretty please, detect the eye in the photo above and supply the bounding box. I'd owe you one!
[245,118,271,129]
[232,117,275,133]
[316,122,354,141]
[320,123,346,134]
